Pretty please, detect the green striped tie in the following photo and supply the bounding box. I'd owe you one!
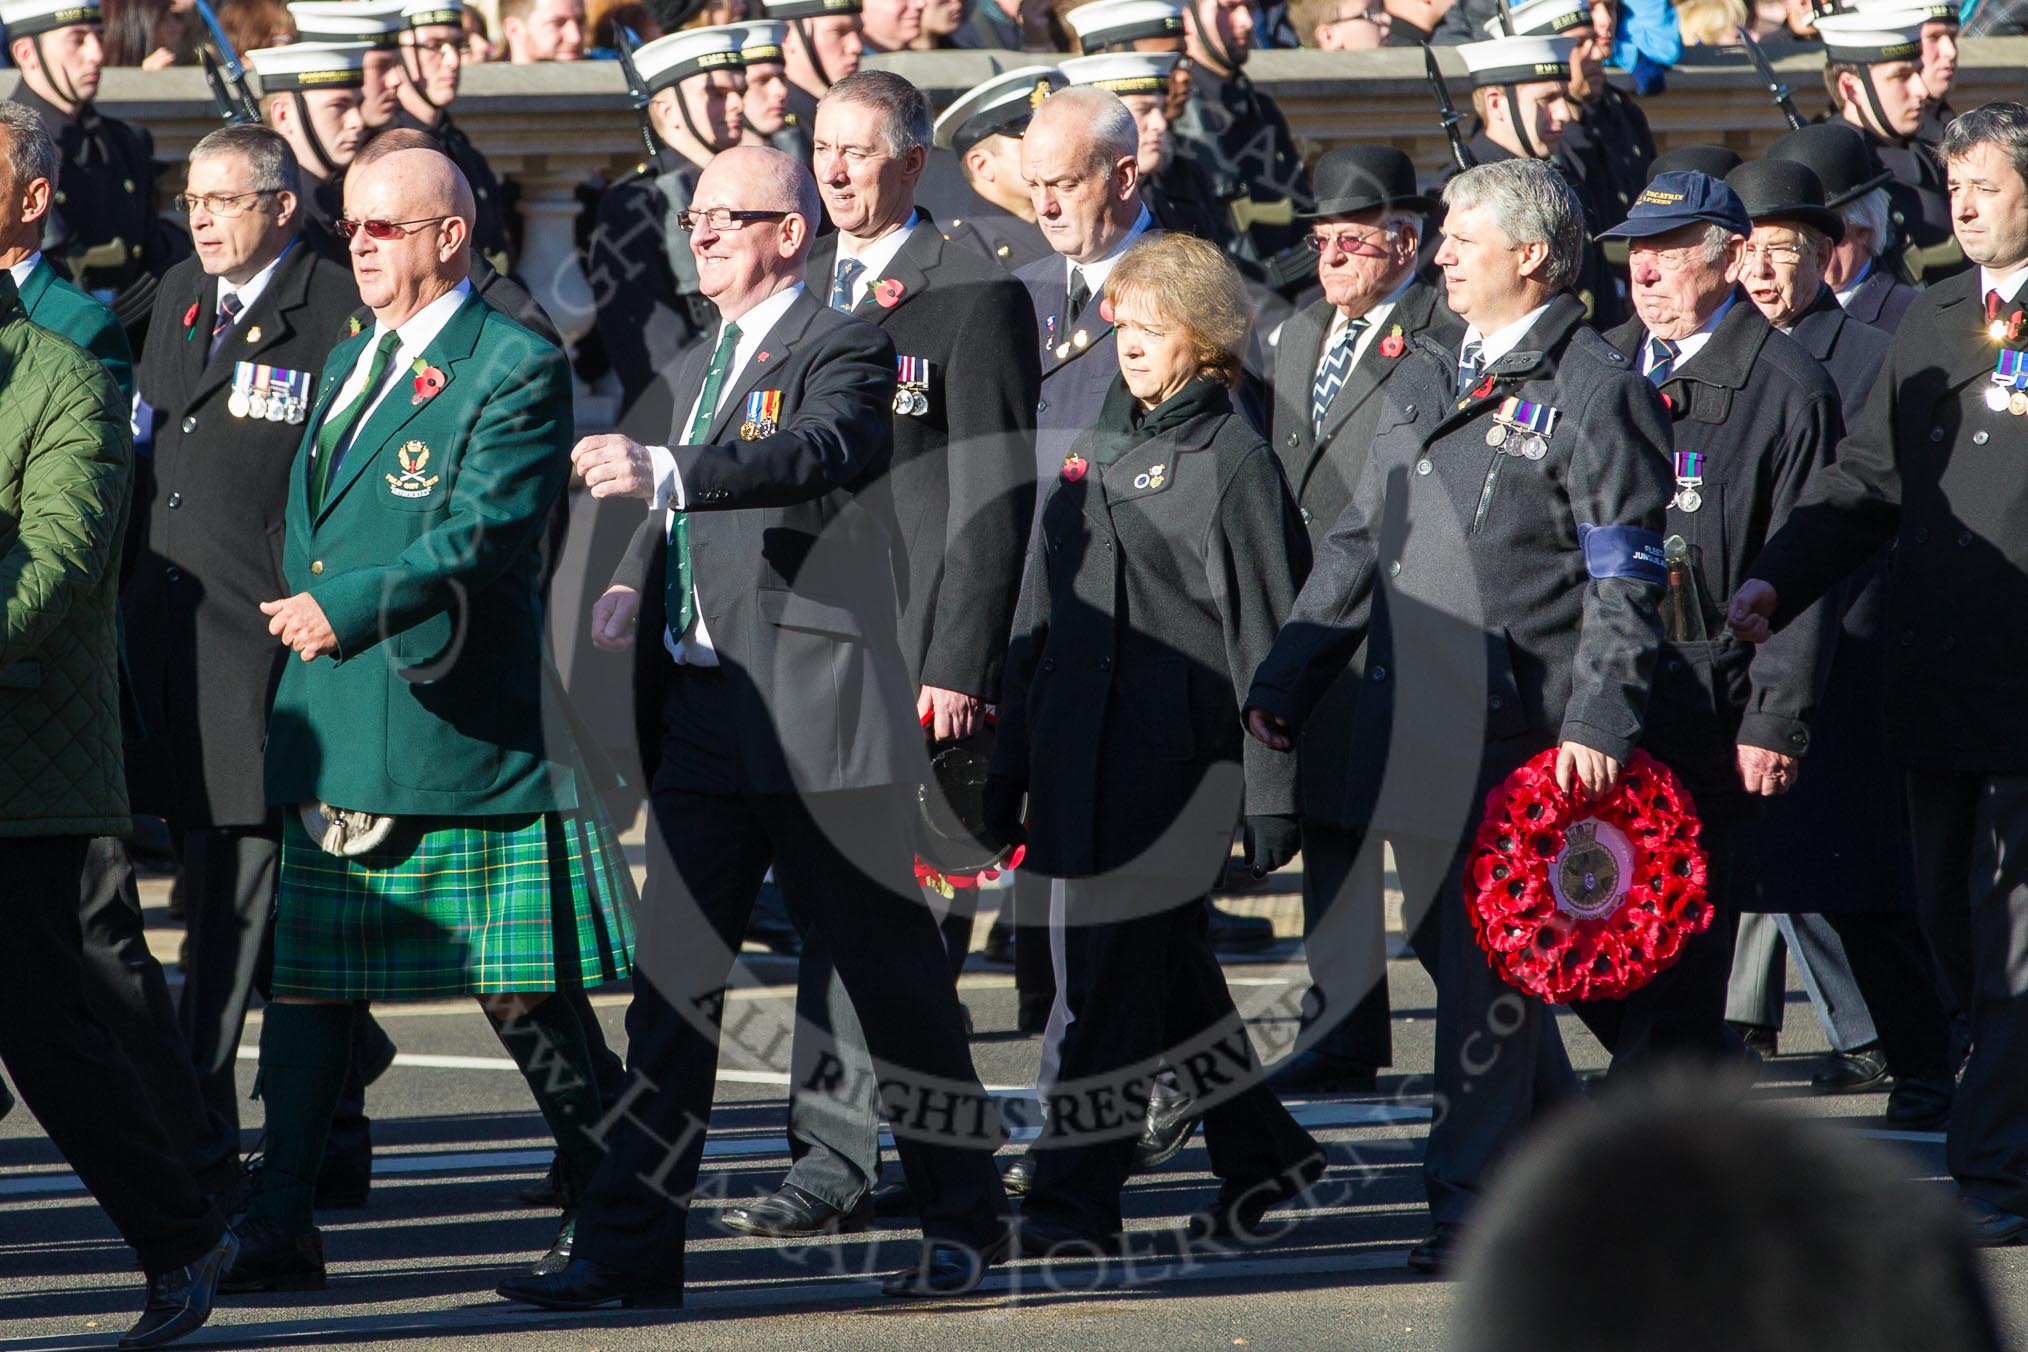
[665,321,741,638]
[311,330,401,516]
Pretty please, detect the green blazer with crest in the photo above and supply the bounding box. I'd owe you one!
[264,286,577,817]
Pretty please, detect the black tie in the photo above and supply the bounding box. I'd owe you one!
[1067,268,1091,323]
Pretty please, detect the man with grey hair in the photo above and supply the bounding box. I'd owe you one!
[508,144,1012,1308]
[1247,154,1674,1274]
[1765,120,1920,333]
[1730,99,2028,1248]
[1589,171,1842,1072]
[709,68,1041,1240]
[128,121,368,1197]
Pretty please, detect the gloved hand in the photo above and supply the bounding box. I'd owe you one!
[1242,814,1301,877]
[980,774,1028,851]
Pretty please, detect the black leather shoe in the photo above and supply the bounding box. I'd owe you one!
[122,1229,238,1349]
[1016,992,1053,1034]
[1013,1214,1118,1259]
[219,1218,325,1293]
[1964,1197,2028,1247]
[870,1178,915,1218]
[981,918,1016,966]
[1184,1153,1327,1244]
[719,1183,870,1238]
[881,1230,1014,1297]
[1727,1021,1778,1059]
[531,1214,575,1277]
[1265,1049,1379,1096]
[1406,1222,1465,1276]
[1812,1045,1890,1093]
[497,1257,683,1310]
[1885,1075,1953,1130]
[1133,1084,1200,1171]
[314,1150,371,1210]
[1001,1149,1036,1196]
[1207,904,1276,954]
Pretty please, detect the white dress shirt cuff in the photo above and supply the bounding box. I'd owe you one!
[646,443,685,512]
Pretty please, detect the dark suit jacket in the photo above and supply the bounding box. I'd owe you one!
[1788,283,1892,426]
[1841,263,1920,335]
[1269,278,1460,825]
[1606,300,1841,808]
[1753,269,2028,773]
[126,241,360,827]
[994,388,1310,882]
[618,289,919,797]
[807,221,1038,698]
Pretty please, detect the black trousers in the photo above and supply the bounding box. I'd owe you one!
[0,834,225,1274]
[1025,877,1319,1238]
[177,826,279,1147]
[1292,821,1395,1069]
[572,670,1006,1281]
[1572,808,1749,1070]
[1906,769,2028,1214]
[76,835,230,1190]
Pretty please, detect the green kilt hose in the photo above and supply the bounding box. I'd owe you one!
[273,802,636,1000]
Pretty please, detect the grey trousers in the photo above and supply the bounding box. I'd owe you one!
[1726,910,1880,1052]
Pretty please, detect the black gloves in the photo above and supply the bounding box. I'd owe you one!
[980,774,1027,851]
[1242,814,1302,877]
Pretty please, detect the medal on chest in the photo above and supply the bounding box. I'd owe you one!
[1671,450,1704,513]
[1984,348,2028,415]
[1485,396,1558,461]
[893,355,931,416]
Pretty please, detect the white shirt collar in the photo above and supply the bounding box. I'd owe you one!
[373,278,474,359]
[6,251,41,289]
[1070,204,1156,295]
[1327,272,1416,345]
[1982,263,2028,305]
[834,212,920,307]
[1650,293,1734,374]
[716,281,805,360]
[218,243,292,319]
[1834,257,1873,308]
[1463,301,1552,370]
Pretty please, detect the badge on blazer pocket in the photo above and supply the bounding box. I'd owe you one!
[386,440,440,500]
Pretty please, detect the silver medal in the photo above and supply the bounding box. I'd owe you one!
[247,393,266,419]
[266,398,286,422]
[1522,435,1547,461]
[912,390,929,416]
[287,400,304,425]
[1486,423,1507,447]
[1987,384,2012,412]
[1676,486,1703,513]
[228,391,250,419]
[893,390,910,415]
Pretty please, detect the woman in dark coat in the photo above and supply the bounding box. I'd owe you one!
[987,233,1324,1253]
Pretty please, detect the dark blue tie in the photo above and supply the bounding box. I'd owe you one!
[1312,319,1365,435]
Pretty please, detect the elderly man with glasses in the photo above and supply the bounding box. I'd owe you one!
[1263,145,1461,1099]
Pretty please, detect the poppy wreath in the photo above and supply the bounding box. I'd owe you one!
[1463,747,1710,1004]
[915,844,1025,902]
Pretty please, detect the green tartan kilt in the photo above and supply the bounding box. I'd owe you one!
[272,801,638,1000]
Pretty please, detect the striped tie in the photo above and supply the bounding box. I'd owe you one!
[1311,318,1365,436]
[1456,338,1485,396]
[1646,335,1679,386]
[210,291,242,356]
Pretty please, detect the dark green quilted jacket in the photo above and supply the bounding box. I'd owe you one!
[0,270,133,836]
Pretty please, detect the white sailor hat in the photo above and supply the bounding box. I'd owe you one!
[1482,0,1591,37]
[728,18,789,63]
[1064,0,1184,52]
[250,39,373,91]
[1459,33,1576,87]
[757,0,860,20]
[1060,51,1179,97]
[632,25,745,95]
[932,64,1067,154]
[288,0,405,46]
[0,0,100,39]
[400,0,466,30]
[1845,0,1956,26]
[1815,8,1927,63]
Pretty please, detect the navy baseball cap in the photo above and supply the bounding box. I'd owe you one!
[1597,171,1754,242]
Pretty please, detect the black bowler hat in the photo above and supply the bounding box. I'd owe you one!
[1647,145,1743,184]
[1301,145,1434,221]
[1765,122,1892,208]
[1726,159,1846,243]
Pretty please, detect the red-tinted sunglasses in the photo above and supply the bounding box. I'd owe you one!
[336,215,453,241]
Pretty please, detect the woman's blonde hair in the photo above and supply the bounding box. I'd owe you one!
[1104,233,1252,388]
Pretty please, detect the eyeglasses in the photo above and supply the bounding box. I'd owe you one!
[336,215,453,241]
[174,189,279,218]
[675,207,792,232]
[401,36,461,58]
[1306,226,1399,256]
[1739,242,1806,267]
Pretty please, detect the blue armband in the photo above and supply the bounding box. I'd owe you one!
[1577,523,1667,585]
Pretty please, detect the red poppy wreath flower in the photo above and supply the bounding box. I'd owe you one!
[1378,324,1406,359]
[411,362,446,403]
[874,278,905,308]
[1463,748,1711,1005]
[1061,452,1088,482]
[183,300,201,331]
[1470,373,1497,400]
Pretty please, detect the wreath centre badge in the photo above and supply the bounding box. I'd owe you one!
[386,440,440,499]
[1550,818,1634,920]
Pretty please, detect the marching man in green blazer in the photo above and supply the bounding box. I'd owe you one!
[224,146,636,1292]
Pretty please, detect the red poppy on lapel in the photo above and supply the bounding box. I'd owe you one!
[1062,452,1088,482]
[874,278,905,308]
[756,350,771,362]
[1470,373,1496,399]
[1379,323,1406,359]
[410,362,446,405]
[348,315,363,337]
[183,300,200,340]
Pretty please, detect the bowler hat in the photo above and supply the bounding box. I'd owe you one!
[1301,145,1433,221]
[1725,159,1846,243]
[1765,122,1892,208]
